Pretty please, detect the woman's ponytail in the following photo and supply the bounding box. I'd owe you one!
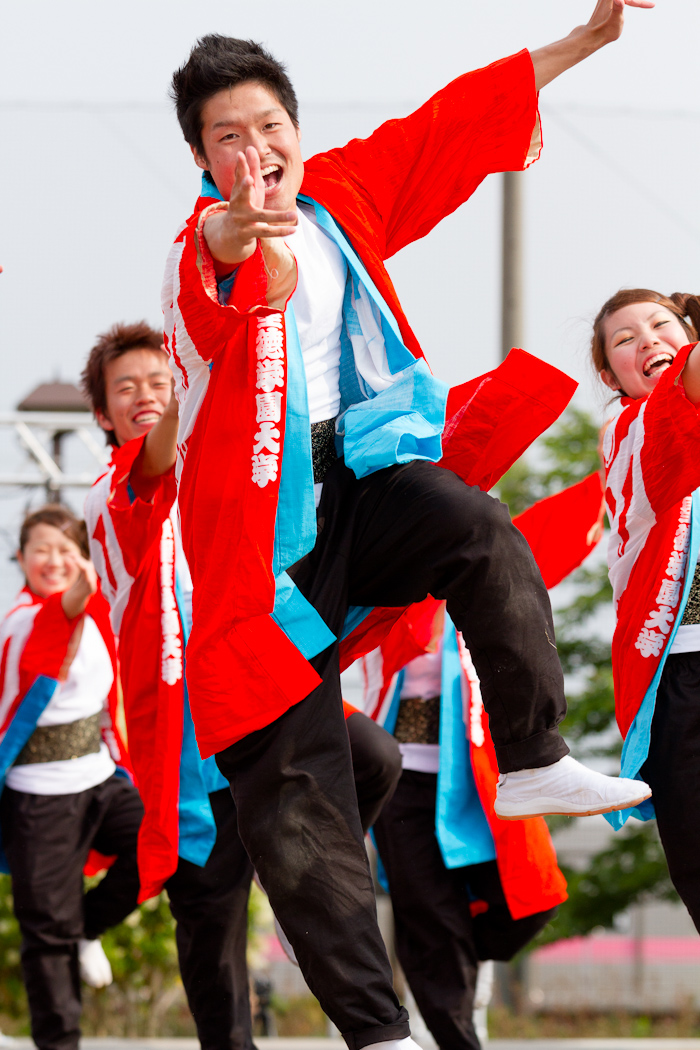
[669,293,700,342]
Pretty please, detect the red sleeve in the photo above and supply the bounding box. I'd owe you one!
[127,438,175,504]
[612,344,700,517]
[514,472,605,589]
[166,206,269,366]
[306,50,539,260]
[440,348,576,491]
[640,347,700,514]
[18,594,81,694]
[104,437,177,579]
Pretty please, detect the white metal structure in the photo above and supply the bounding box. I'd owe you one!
[0,410,109,493]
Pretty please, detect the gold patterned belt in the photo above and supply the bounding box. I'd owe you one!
[310,418,338,484]
[394,695,441,745]
[681,558,700,626]
[14,712,103,766]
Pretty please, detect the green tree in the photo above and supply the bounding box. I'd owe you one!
[496,406,678,945]
[0,875,25,1029]
[0,874,192,1037]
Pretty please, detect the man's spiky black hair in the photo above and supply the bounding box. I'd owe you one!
[171,34,299,157]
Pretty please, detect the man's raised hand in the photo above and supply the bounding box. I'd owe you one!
[532,0,653,90]
[585,0,655,47]
[203,146,297,268]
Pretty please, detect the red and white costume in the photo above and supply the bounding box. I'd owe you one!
[602,346,700,825]
[161,50,555,757]
[85,436,225,900]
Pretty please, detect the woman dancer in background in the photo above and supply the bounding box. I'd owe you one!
[0,506,142,1050]
[592,289,700,929]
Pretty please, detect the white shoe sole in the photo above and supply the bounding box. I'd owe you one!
[494,790,652,821]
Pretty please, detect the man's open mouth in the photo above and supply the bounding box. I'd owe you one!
[261,164,283,190]
[642,352,675,378]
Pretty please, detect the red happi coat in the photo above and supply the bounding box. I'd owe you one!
[360,479,605,919]
[602,346,700,738]
[361,604,568,920]
[84,437,187,899]
[163,50,557,758]
[0,588,130,876]
[0,587,128,764]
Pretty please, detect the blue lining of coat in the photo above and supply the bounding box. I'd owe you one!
[296,194,447,480]
[0,676,59,872]
[176,574,224,866]
[606,489,700,830]
[270,304,336,659]
[436,617,495,868]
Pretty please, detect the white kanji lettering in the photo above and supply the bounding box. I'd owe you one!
[162,635,182,660]
[255,391,283,423]
[657,578,682,607]
[635,628,665,658]
[680,500,692,524]
[673,523,690,552]
[258,314,283,332]
[251,453,279,487]
[644,606,675,635]
[162,657,181,686]
[255,327,284,359]
[256,342,284,361]
[162,609,180,635]
[256,359,284,392]
[253,422,281,454]
[667,550,685,581]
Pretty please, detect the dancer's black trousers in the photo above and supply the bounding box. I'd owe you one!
[216,460,568,1049]
[0,779,257,1050]
[166,787,254,1050]
[642,650,700,932]
[0,774,143,1050]
[374,771,556,1050]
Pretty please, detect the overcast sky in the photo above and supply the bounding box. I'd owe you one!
[2,0,698,410]
[0,0,698,558]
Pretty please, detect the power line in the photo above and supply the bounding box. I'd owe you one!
[2,95,697,242]
[3,98,700,119]
[542,106,700,246]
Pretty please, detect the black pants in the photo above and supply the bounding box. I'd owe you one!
[216,461,566,1049]
[0,774,143,1050]
[374,771,556,1050]
[642,651,700,932]
[166,788,255,1050]
[346,711,402,833]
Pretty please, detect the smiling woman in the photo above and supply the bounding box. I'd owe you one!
[591,287,700,401]
[592,284,700,942]
[0,504,141,1048]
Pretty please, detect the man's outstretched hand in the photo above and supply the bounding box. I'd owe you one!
[583,0,655,46]
[532,0,654,91]
[203,146,297,268]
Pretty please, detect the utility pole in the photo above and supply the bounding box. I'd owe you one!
[501,170,524,362]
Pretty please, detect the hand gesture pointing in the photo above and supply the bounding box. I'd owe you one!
[61,553,98,620]
[204,146,298,268]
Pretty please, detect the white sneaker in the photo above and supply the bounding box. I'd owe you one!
[78,938,113,988]
[494,755,651,820]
